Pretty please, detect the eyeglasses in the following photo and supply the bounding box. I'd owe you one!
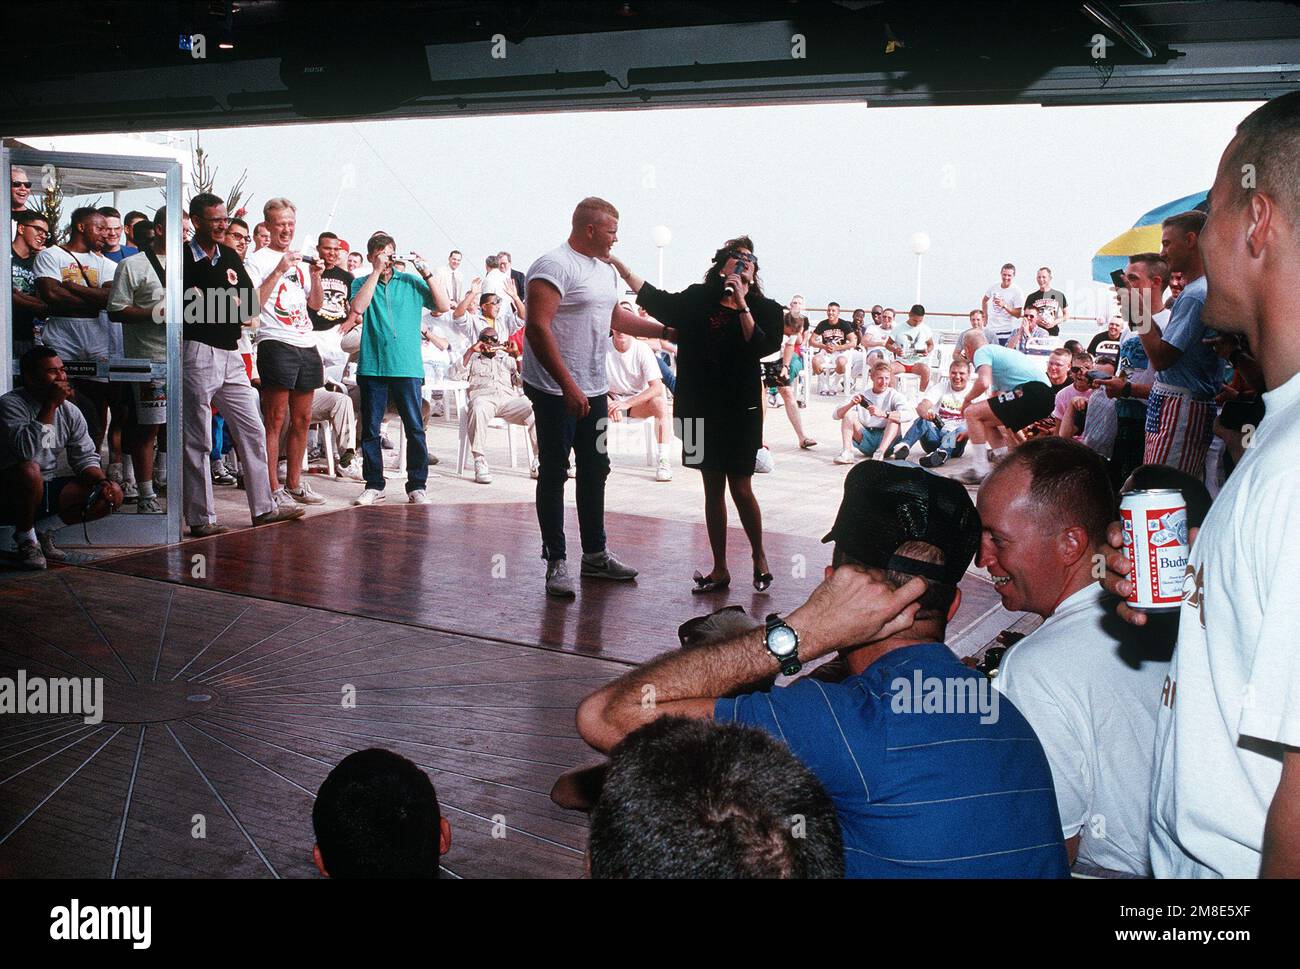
[11,181,32,189]
[1069,367,1087,375]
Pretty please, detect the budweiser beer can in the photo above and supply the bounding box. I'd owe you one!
[1120,488,1189,611]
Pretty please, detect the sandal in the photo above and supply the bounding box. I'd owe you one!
[692,570,731,594]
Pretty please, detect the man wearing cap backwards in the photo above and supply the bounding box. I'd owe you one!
[578,462,1068,878]
[977,438,1179,877]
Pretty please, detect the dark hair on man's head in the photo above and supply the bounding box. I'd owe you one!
[449,249,461,258]
[1038,266,1052,275]
[229,217,249,233]
[1127,252,1169,287]
[20,345,60,378]
[318,231,339,245]
[1063,339,1083,354]
[13,209,48,228]
[312,748,441,879]
[188,192,224,220]
[1122,464,1213,531]
[588,717,843,879]
[123,210,147,226]
[993,437,1115,547]
[1001,262,1016,272]
[1162,209,1207,237]
[485,254,499,270]
[69,206,99,234]
[367,233,396,256]
[97,206,121,220]
[1223,91,1300,226]
[827,301,840,309]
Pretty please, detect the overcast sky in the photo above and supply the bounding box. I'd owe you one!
[108,98,1257,324]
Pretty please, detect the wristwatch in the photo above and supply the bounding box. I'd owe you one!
[764,613,803,677]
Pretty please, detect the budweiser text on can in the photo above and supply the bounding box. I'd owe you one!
[1120,488,1189,611]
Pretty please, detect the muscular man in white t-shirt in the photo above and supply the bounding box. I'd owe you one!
[1101,91,1300,878]
[522,197,672,598]
[981,263,1024,344]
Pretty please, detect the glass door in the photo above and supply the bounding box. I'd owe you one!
[3,146,184,549]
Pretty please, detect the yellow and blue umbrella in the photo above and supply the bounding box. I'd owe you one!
[1092,191,1209,283]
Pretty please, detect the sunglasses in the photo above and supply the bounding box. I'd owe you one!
[11,181,32,189]
[1069,367,1088,376]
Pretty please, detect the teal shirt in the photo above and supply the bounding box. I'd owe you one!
[973,344,1049,394]
[351,271,438,378]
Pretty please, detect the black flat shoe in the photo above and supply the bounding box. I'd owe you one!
[692,570,731,594]
[753,570,774,592]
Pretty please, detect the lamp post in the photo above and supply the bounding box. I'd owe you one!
[911,232,930,305]
[652,225,672,288]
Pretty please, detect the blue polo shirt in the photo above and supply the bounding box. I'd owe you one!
[715,642,1069,878]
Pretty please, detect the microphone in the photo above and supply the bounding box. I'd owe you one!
[724,256,747,297]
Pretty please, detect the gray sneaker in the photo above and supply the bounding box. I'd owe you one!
[581,549,638,581]
[37,531,68,562]
[545,559,575,598]
[189,522,232,538]
[16,537,47,570]
[252,505,306,526]
[136,494,163,514]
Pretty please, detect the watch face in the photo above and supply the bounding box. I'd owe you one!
[767,624,798,658]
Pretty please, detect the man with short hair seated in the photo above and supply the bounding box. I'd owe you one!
[833,360,903,464]
[888,356,973,467]
[0,347,124,569]
[887,304,936,390]
[578,461,1069,878]
[1052,351,1098,442]
[312,747,451,879]
[457,325,537,485]
[587,716,844,878]
[977,440,1203,877]
[605,329,673,482]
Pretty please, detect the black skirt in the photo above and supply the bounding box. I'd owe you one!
[678,403,762,476]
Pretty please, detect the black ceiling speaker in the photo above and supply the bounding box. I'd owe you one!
[279,39,432,118]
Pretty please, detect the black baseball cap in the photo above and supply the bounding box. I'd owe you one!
[821,462,981,588]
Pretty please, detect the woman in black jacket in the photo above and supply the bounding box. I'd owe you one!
[609,237,783,592]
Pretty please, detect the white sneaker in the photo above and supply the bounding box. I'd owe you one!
[655,459,672,482]
[353,488,386,506]
[834,449,858,465]
[407,489,430,504]
[273,487,296,507]
[337,462,364,481]
[529,456,540,479]
[473,457,492,484]
[16,537,47,571]
[287,481,326,505]
[136,494,163,514]
[122,479,139,501]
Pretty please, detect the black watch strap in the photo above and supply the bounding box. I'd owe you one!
[764,613,803,677]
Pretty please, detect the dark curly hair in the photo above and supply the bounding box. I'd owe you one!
[700,235,765,300]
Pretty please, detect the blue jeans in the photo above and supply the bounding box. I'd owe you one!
[358,375,427,493]
[902,418,967,455]
[656,352,677,394]
[525,382,609,562]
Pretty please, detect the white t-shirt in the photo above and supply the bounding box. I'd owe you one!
[891,322,934,361]
[995,583,1169,875]
[521,243,619,397]
[1149,370,1300,878]
[920,377,966,422]
[244,247,315,348]
[984,283,1024,337]
[860,323,890,349]
[854,385,905,429]
[482,268,508,299]
[605,340,660,399]
[33,246,118,367]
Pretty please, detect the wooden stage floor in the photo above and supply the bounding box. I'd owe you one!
[0,503,1006,879]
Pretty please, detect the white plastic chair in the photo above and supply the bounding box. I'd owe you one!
[606,416,657,467]
[457,407,524,475]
